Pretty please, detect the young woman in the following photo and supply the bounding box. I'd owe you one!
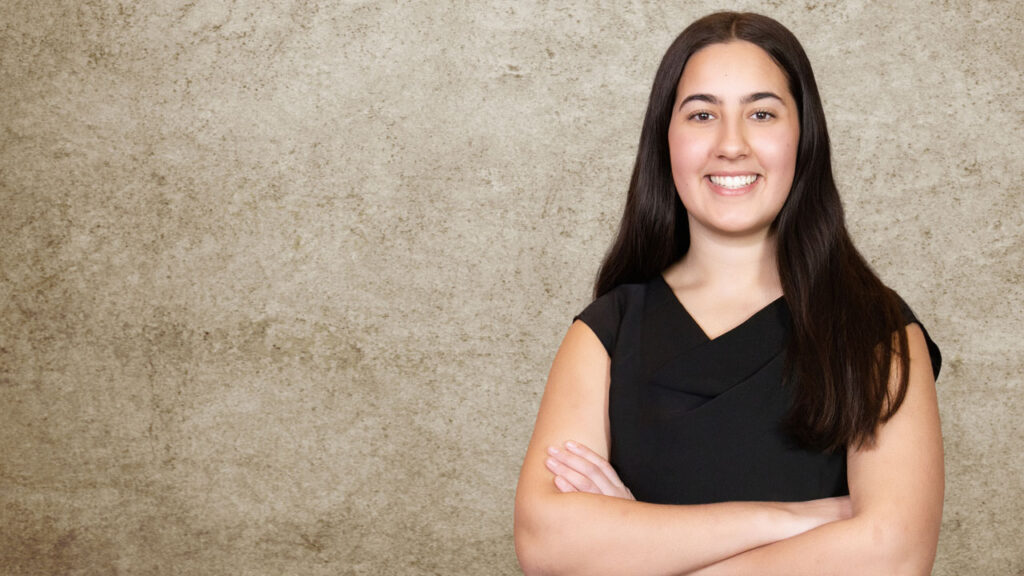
[514,12,943,576]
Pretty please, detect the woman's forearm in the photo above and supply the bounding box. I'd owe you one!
[514,490,845,576]
[685,514,934,576]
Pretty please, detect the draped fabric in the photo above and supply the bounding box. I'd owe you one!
[575,276,941,506]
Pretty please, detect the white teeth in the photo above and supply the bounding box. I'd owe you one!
[709,174,758,189]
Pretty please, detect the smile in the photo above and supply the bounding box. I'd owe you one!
[708,174,759,189]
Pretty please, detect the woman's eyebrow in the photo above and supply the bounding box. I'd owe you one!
[679,93,718,108]
[742,91,784,104]
[678,91,784,109]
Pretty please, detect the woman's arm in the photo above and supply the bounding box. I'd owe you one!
[513,321,850,576]
[684,323,944,576]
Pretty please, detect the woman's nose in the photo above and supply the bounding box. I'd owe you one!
[715,118,750,159]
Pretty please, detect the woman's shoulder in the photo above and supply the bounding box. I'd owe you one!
[891,291,943,380]
[573,278,663,355]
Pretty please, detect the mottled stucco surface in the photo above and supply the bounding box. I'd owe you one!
[1,1,1021,574]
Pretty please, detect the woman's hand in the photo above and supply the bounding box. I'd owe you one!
[545,440,635,500]
[782,495,853,534]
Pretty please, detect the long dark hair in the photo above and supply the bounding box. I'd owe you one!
[594,12,909,451]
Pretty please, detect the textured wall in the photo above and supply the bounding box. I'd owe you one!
[1,1,1021,574]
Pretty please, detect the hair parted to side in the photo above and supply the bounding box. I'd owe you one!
[594,11,910,451]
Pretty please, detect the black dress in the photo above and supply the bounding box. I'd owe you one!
[575,275,941,505]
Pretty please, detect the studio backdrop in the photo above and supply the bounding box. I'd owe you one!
[1,1,1022,574]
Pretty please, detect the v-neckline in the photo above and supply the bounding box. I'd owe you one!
[657,275,785,342]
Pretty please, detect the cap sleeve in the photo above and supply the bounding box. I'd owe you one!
[897,297,942,380]
[573,289,625,356]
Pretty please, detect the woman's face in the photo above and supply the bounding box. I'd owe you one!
[668,41,800,243]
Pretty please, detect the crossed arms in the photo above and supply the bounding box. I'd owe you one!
[513,320,943,575]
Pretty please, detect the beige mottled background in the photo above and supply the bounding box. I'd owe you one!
[1,1,1021,574]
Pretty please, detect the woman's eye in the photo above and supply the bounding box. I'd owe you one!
[689,111,714,122]
[751,110,775,121]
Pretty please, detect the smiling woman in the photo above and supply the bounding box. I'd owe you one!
[670,41,799,241]
[514,11,943,576]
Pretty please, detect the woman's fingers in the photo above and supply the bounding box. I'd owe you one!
[544,442,634,500]
[552,474,577,493]
[545,447,610,495]
[561,441,634,500]
[564,440,628,489]
[787,495,854,534]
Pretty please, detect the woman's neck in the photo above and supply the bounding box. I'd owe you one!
[667,231,782,301]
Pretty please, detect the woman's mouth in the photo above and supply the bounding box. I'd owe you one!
[708,174,759,189]
[707,174,760,195]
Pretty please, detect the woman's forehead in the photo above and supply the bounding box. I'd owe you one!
[678,41,791,99]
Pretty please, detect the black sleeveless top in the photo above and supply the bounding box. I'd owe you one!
[575,276,941,505]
